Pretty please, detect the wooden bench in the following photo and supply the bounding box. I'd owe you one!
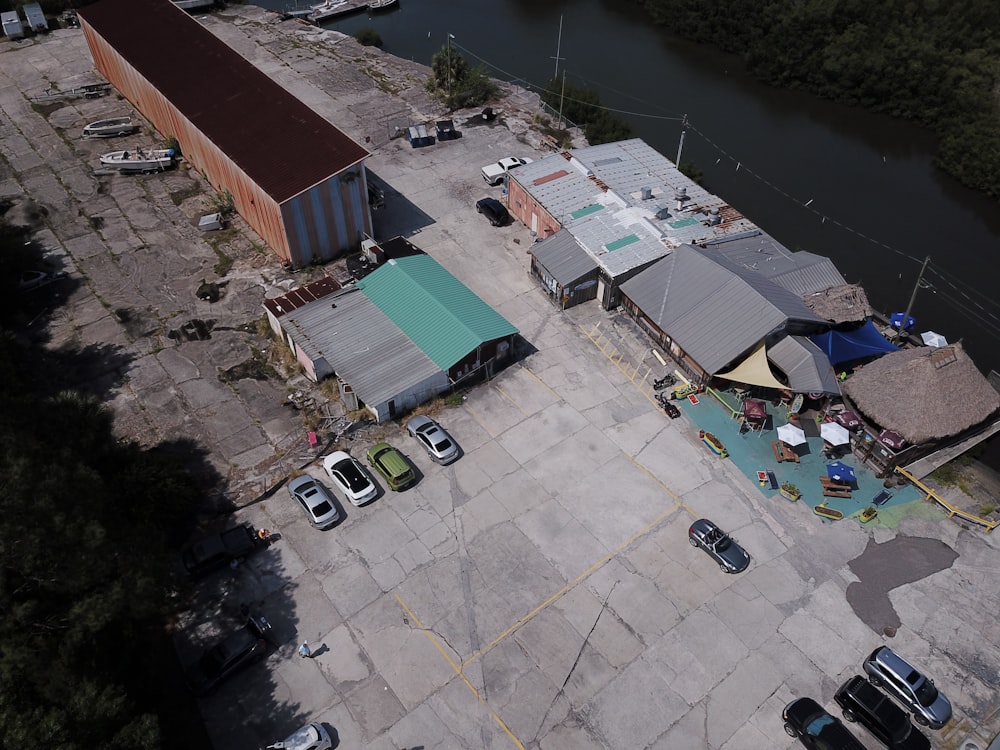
[822,487,852,498]
[772,441,800,463]
[819,476,851,490]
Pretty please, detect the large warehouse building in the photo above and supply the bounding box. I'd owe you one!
[78,0,372,268]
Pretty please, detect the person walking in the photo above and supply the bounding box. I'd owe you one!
[298,641,312,659]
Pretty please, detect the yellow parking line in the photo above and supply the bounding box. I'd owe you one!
[492,383,528,416]
[394,593,526,750]
[463,403,497,439]
[461,498,684,669]
[518,363,561,400]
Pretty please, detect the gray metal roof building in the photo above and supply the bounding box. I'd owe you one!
[514,139,761,281]
[705,234,847,296]
[620,244,827,375]
[531,229,598,286]
[767,335,842,394]
[279,286,442,409]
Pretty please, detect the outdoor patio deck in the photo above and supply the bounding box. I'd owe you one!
[672,389,922,523]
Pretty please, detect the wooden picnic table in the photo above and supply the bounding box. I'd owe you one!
[772,441,800,463]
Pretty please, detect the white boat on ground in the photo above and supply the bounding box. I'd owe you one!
[83,116,136,138]
[306,0,349,22]
[99,147,175,173]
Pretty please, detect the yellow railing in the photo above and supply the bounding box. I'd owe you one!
[895,466,998,532]
[705,387,739,419]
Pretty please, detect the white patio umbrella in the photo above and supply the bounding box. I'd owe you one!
[820,421,851,446]
[777,423,807,447]
[920,331,948,348]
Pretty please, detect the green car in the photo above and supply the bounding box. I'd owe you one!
[366,442,415,491]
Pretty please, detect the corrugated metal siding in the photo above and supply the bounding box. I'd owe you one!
[530,230,598,286]
[358,255,519,371]
[620,245,825,374]
[78,0,369,203]
[79,0,371,267]
[281,288,444,406]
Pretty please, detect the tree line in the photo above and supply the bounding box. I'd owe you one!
[0,220,211,748]
[631,0,1000,200]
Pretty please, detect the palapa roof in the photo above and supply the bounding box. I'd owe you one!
[842,343,1000,443]
[802,284,873,323]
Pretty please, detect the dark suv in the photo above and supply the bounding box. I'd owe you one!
[835,675,930,749]
[180,523,258,578]
[475,196,510,227]
[783,697,867,749]
[184,613,273,696]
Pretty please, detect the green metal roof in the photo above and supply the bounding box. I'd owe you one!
[357,255,519,370]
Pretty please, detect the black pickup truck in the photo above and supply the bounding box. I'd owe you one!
[835,675,930,750]
[180,523,259,578]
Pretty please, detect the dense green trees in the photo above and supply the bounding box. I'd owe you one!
[427,46,499,110]
[538,79,634,145]
[632,0,1000,199]
[0,223,208,748]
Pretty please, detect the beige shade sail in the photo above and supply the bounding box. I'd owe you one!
[717,342,786,390]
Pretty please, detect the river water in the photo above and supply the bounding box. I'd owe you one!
[259,0,1000,378]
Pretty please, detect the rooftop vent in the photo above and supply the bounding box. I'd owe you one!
[640,186,653,200]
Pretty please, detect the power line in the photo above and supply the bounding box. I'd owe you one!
[445,38,996,340]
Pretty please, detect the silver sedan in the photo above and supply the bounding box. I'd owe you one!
[406,414,460,465]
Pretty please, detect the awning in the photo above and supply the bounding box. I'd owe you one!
[809,320,898,366]
[716,342,786,389]
[767,335,842,395]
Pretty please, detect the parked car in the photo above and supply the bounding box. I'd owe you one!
[263,722,332,750]
[835,675,930,749]
[287,475,341,529]
[322,450,377,506]
[476,196,510,227]
[481,156,533,185]
[406,414,460,465]
[184,613,272,696]
[180,523,258,578]
[687,518,750,573]
[863,646,952,729]
[366,442,415,491]
[783,697,867,749]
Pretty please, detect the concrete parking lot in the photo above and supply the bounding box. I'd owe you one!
[2,8,999,750]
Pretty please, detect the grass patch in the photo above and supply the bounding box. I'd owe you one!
[212,246,233,277]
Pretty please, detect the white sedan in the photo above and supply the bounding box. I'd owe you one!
[481,156,533,186]
[322,451,378,506]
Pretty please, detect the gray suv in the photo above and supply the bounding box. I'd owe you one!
[863,646,952,730]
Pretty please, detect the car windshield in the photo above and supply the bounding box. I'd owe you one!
[197,646,228,679]
[333,460,367,491]
[432,437,452,451]
[715,536,732,551]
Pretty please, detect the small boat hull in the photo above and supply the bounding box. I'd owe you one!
[83,117,136,138]
[100,148,175,172]
[368,0,398,11]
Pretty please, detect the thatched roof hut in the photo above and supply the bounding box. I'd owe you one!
[802,284,873,324]
[843,343,1000,444]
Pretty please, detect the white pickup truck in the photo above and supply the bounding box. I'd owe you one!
[481,156,533,186]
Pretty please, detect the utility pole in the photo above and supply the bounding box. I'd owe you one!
[675,114,688,165]
[551,15,564,80]
[895,255,931,342]
[446,33,455,105]
[557,70,567,129]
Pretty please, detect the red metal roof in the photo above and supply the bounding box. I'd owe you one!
[263,277,342,318]
[79,0,370,203]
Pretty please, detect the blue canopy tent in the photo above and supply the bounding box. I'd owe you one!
[809,321,898,366]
